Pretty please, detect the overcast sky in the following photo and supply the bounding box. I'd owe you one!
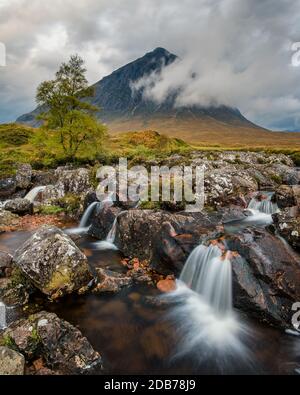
[0,0,300,130]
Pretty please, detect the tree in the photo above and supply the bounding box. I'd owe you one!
[36,54,106,160]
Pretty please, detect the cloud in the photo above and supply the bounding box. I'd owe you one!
[0,0,300,130]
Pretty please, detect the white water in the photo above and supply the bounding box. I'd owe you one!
[79,202,100,228]
[0,301,7,330]
[247,193,279,215]
[106,217,118,244]
[24,186,46,203]
[180,245,232,314]
[165,244,252,369]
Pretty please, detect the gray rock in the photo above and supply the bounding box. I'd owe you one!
[0,178,16,199]
[13,225,92,298]
[0,346,25,375]
[15,164,32,189]
[2,312,102,374]
[4,198,33,215]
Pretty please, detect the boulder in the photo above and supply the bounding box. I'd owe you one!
[226,228,300,327]
[115,209,219,275]
[0,210,20,229]
[94,268,132,293]
[272,208,300,252]
[88,206,122,240]
[0,346,25,375]
[273,185,300,209]
[0,250,13,277]
[0,178,16,199]
[1,312,102,374]
[13,225,92,298]
[4,198,33,216]
[55,167,92,196]
[15,164,32,190]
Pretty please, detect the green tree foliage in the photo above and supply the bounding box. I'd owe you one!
[36,55,106,160]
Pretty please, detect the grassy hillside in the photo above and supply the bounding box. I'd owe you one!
[108,116,300,150]
[1,122,300,178]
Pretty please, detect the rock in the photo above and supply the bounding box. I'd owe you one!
[115,209,219,275]
[0,178,16,199]
[94,268,132,293]
[0,276,30,307]
[31,170,57,187]
[273,185,300,209]
[2,312,102,374]
[0,346,25,375]
[4,198,33,216]
[0,210,20,229]
[88,206,122,240]
[0,250,13,277]
[13,225,92,298]
[272,208,300,252]
[55,167,92,196]
[15,164,32,190]
[226,228,300,327]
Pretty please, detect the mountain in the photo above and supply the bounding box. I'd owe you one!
[17,47,268,142]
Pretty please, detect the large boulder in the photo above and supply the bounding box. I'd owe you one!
[273,185,300,209]
[15,164,32,190]
[0,346,25,375]
[4,198,33,216]
[88,206,122,240]
[115,209,220,275]
[1,312,102,374]
[13,225,92,298]
[226,228,300,327]
[55,167,92,196]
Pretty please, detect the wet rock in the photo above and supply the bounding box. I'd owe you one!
[1,312,102,374]
[272,208,300,252]
[0,276,30,307]
[226,228,300,327]
[13,225,92,298]
[0,250,13,277]
[0,346,25,375]
[0,178,16,199]
[115,209,218,275]
[273,185,300,209]
[15,164,32,190]
[88,206,122,240]
[4,198,33,216]
[94,268,132,293]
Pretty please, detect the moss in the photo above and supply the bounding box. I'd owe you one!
[0,334,19,352]
[270,174,283,184]
[10,267,32,290]
[56,193,82,214]
[36,205,64,215]
[44,266,72,294]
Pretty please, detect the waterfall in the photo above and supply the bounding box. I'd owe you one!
[106,217,118,244]
[24,186,46,203]
[79,202,100,228]
[180,244,232,315]
[0,302,6,330]
[163,243,251,368]
[247,193,279,215]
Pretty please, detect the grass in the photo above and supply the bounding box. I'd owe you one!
[0,122,300,178]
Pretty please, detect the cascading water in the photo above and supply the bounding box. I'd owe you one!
[79,202,100,228]
[0,301,7,330]
[247,193,279,215]
[165,243,252,371]
[106,217,118,244]
[95,216,119,251]
[24,186,46,203]
[180,245,232,315]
